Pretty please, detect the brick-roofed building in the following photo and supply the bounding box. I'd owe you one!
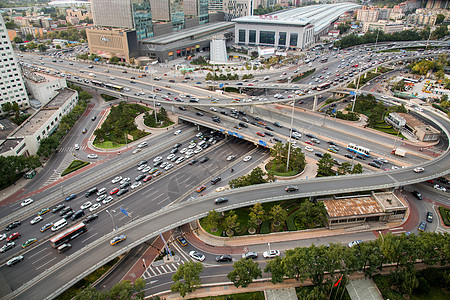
[323,192,407,229]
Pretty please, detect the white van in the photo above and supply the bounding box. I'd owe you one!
[89,73,96,77]
[197,141,206,147]
[96,188,106,196]
[51,219,68,232]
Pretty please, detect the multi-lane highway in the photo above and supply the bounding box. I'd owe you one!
[1,41,449,299]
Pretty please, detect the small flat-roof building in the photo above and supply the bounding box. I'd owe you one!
[323,192,407,229]
[23,67,68,107]
[232,2,360,50]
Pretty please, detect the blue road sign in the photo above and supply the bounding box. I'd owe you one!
[332,109,336,114]
[228,130,234,135]
[219,83,224,88]
[259,140,267,147]
[350,91,356,96]
[119,206,129,217]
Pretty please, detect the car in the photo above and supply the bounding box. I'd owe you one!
[137,164,148,171]
[304,146,313,152]
[426,212,433,223]
[0,242,15,253]
[131,181,142,189]
[189,159,198,165]
[84,214,99,223]
[62,210,74,219]
[216,255,233,262]
[311,138,320,144]
[180,148,188,154]
[242,252,258,260]
[37,207,50,216]
[22,238,37,249]
[112,176,123,184]
[65,194,77,201]
[5,221,21,231]
[153,156,163,163]
[142,166,151,173]
[211,177,221,185]
[132,148,142,154]
[87,154,98,159]
[305,141,314,146]
[243,156,252,162]
[6,232,21,242]
[176,236,188,246]
[214,197,228,205]
[199,157,209,163]
[348,240,363,248]
[110,188,120,195]
[82,128,87,134]
[80,201,92,210]
[414,167,425,173]
[117,188,129,196]
[418,221,427,232]
[96,194,107,202]
[89,203,101,212]
[160,162,169,169]
[149,167,159,174]
[110,234,127,246]
[52,204,65,213]
[412,190,423,200]
[40,222,53,232]
[21,198,33,207]
[189,251,205,261]
[153,170,163,177]
[167,154,176,160]
[273,122,282,128]
[6,255,24,267]
[30,216,43,225]
[165,163,174,170]
[315,152,324,158]
[174,130,182,135]
[196,185,206,193]
[285,186,298,192]
[102,196,114,204]
[176,157,185,164]
[120,177,130,185]
[434,184,446,192]
[227,155,236,161]
[263,250,280,258]
[143,175,152,182]
[0,233,6,241]
[74,144,80,150]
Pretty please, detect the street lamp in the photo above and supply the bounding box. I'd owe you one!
[268,242,271,252]
[351,62,363,113]
[286,98,296,172]
[105,209,116,231]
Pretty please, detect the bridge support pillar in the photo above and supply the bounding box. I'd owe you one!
[265,88,267,96]
[249,105,254,114]
[171,104,175,114]
[313,95,317,111]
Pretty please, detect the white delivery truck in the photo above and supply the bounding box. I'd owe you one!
[391,148,406,157]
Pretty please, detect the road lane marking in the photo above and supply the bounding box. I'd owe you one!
[165,264,173,272]
[31,253,52,264]
[36,257,57,270]
[160,265,167,273]
[28,248,47,258]
[155,267,162,274]
[150,268,157,276]
[81,232,98,243]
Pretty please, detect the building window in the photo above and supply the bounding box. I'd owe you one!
[260,31,275,45]
[279,32,286,46]
[249,30,256,44]
[238,29,246,43]
[289,33,298,47]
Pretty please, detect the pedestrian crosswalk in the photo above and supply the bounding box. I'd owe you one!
[141,259,187,279]
[40,155,76,188]
[57,145,88,152]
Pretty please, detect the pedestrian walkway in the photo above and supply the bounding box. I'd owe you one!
[142,255,187,279]
[346,278,383,300]
[265,287,298,300]
[39,154,75,188]
[56,145,88,152]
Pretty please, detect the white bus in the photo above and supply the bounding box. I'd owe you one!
[347,143,371,157]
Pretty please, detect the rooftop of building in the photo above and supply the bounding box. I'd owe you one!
[323,196,384,218]
[397,112,425,128]
[23,67,61,84]
[233,2,361,34]
[372,192,406,211]
[13,88,76,137]
[0,137,24,155]
[140,22,235,45]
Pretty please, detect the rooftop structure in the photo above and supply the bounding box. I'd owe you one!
[324,196,384,218]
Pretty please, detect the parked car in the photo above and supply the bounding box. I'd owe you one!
[216,255,233,262]
[263,250,280,258]
[242,252,258,260]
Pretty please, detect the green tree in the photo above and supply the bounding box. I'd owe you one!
[26,42,37,50]
[249,202,266,226]
[431,25,449,40]
[79,90,93,100]
[269,204,288,227]
[435,70,445,80]
[38,43,47,52]
[337,162,352,175]
[108,278,145,299]
[25,33,34,41]
[1,102,13,113]
[171,261,204,297]
[110,56,121,64]
[223,210,239,234]
[264,256,285,284]
[436,14,445,24]
[317,153,335,176]
[5,21,18,29]
[13,36,23,44]
[351,163,363,174]
[202,210,221,232]
[227,259,262,288]
[55,44,61,49]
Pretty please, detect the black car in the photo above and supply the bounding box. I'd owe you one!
[368,162,381,168]
[52,204,65,213]
[62,211,74,219]
[327,141,337,146]
[135,174,146,181]
[84,214,98,223]
[120,182,131,189]
[199,157,209,163]
[239,122,248,128]
[264,131,274,137]
[426,212,433,223]
[211,177,221,185]
[273,137,282,143]
[0,242,15,253]
[356,154,366,160]
[179,106,186,111]
[59,206,72,216]
[117,188,129,196]
[344,154,354,159]
[265,126,274,131]
[305,133,317,139]
[220,111,228,115]
[285,185,298,192]
[5,221,21,231]
[196,112,204,116]
[273,122,282,128]
[214,197,228,204]
[170,148,178,154]
[216,255,233,262]
[137,160,147,166]
[412,190,423,200]
[315,152,324,158]
[189,159,198,165]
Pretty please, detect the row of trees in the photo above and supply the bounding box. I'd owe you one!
[171,232,449,299]
[269,142,306,174]
[143,107,171,127]
[1,101,30,125]
[317,153,363,176]
[408,54,449,76]
[228,166,275,189]
[0,155,41,189]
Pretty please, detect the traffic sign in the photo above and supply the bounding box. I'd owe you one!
[119,206,129,217]
[219,83,224,88]
[350,91,356,96]
[259,140,267,147]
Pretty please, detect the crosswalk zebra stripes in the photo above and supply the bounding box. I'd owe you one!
[56,145,88,152]
[141,259,187,279]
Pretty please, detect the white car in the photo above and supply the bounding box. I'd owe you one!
[112,176,122,184]
[30,216,43,225]
[21,198,33,207]
[142,166,151,173]
[304,146,313,152]
[109,76,115,80]
[174,130,182,135]
[89,203,101,212]
[153,156,163,163]
[167,154,176,160]
[102,196,114,204]
[120,177,130,185]
[196,132,203,137]
[96,194,107,202]
[188,143,197,149]
[0,233,7,241]
[160,162,169,168]
[137,164,148,171]
[227,155,236,161]
[194,147,202,154]
[413,167,425,173]
[87,154,98,159]
[131,182,142,189]
[210,107,217,112]
[434,184,447,192]
[132,148,142,154]
[186,149,194,156]
[138,142,148,148]
[80,201,92,210]
[243,156,252,162]
[263,250,280,258]
[165,163,174,170]
[189,250,205,262]
[180,148,188,154]
[74,144,80,150]
[175,157,185,164]
[348,240,363,248]
[377,157,389,164]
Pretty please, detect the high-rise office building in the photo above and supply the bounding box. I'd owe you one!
[0,15,30,114]
[91,0,153,39]
[149,0,185,31]
[185,0,209,24]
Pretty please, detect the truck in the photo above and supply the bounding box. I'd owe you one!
[391,148,406,157]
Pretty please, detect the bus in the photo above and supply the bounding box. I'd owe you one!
[104,83,124,92]
[347,143,371,157]
[91,80,104,87]
[320,57,328,63]
[316,82,331,91]
[50,222,87,248]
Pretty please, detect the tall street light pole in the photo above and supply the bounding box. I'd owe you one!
[286,98,296,172]
[351,62,362,113]
[106,209,116,231]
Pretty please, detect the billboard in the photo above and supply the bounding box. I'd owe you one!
[258,47,275,56]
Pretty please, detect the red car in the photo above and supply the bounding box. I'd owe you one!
[6,232,20,242]
[143,175,152,182]
[196,185,206,193]
[305,141,315,146]
[110,188,119,195]
[256,132,265,137]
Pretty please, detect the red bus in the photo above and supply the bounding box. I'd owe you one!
[49,222,87,248]
[316,82,331,91]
